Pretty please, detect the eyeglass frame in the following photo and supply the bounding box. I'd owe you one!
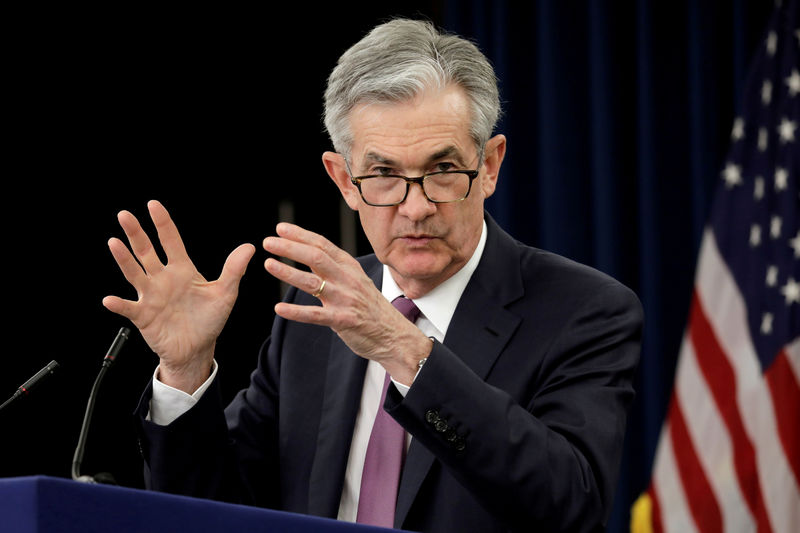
[344,149,485,207]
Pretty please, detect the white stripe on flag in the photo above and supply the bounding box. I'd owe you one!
[653,421,699,533]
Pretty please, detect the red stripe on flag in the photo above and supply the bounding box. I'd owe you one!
[668,395,722,533]
[649,483,663,533]
[764,349,800,487]
[689,291,773,533]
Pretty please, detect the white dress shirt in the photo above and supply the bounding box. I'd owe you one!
[149,221,488,523]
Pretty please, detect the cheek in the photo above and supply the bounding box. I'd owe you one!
[458,193,485,224]
[358,209,392,248]
[448,200,485,247]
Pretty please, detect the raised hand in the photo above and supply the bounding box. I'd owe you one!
[103,200,255,393]
[263,223,431,385]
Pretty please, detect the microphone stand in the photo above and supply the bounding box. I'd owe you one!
[71,327,130,484]
[0,360,60,412]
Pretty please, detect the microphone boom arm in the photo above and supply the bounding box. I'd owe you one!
[71,327,130,483]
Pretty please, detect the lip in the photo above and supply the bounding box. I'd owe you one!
[399,234,436,245]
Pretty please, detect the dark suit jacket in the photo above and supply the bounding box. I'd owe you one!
[136,214,643,533]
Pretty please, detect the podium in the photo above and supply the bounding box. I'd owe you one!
[0,476,394,533]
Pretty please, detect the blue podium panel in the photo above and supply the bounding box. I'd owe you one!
[0,476,394,533]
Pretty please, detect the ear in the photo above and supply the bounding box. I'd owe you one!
[478,134,506,199]
[322,151,361,210]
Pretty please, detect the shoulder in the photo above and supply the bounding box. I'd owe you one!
[522,245,634,296]
[481,215,642,318]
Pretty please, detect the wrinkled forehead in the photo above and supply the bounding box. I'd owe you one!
[346,86,477,168]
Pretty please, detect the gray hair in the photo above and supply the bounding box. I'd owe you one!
[323,18,501,159]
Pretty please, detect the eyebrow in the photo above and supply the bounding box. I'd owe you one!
[362,146,469,169]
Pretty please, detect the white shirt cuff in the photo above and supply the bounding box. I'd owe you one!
[391,378,411,397]
[390,360,427,398]
[147,360,218,426]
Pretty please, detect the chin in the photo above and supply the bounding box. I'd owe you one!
[390,255,450,281]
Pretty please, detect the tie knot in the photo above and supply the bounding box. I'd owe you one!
[392,296,421,323]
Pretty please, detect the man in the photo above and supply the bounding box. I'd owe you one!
[104,19,643,533]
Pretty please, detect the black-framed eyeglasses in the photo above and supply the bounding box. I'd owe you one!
[346,157,483,207]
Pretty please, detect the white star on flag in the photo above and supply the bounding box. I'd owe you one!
[774,167,788,190]
[770,216,782,239]
[760,312,773,334]
[750,224,762,247]
[722,162,743,188]
[780,277,800,305]
[731,117,745,140]
[762,79,773,104]
[767,30,778,56]
[766,265,779,287]
[790,231,800,258]
[758,127,769,151]
[778,117,797,142]
[754,176,765,199]
[787,68,800,96]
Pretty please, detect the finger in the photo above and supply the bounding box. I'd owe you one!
[148,200,190,265]
[263,233,352,280]
[274,223,357,266]
[108,237,148,288]
[102,295,139,322]
[274,301,333,327]
[117,209,164,274]
[265,257,327,297]
[262,236,329,276]
[217,243,256,294]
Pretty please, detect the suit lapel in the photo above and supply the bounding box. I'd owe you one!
[447,213,525,381]
[306,258,382,518]
[395,214,524,527]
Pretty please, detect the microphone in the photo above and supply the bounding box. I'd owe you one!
[0,360,60,412]
[71,327,131,484]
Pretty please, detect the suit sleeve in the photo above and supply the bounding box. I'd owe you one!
[134,307,289,508]
[385,280,643,533]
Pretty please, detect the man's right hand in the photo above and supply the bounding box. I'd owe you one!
[102,200,255,394]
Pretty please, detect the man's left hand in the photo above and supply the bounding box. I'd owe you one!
[263,223,431,386]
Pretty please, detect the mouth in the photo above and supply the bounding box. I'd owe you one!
[398,234,437,246]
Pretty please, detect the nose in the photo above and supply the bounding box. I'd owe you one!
[397,181,436,221]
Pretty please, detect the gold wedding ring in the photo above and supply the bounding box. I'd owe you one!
[312,279,326,298]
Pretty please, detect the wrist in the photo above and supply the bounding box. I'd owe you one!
[382,332,433,387]
[158,347,215,394]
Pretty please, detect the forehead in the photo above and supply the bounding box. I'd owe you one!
[348,86,475,167]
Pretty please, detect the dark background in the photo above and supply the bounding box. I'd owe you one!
[2,2,776,532]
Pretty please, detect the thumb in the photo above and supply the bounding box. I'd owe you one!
[218,243,256,293]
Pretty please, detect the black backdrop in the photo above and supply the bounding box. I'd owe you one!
[2,3,777,533]
[2,1,442,485]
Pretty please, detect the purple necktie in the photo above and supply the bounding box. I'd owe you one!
[356,296,420,528]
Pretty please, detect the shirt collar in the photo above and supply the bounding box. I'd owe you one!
[381,219,487,337]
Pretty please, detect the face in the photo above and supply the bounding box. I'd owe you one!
[323,85,506,298]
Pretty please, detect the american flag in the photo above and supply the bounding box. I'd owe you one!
[632,1,799,532]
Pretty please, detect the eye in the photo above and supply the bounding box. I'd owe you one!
[433,162,456,172]
[372,166,395,176]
